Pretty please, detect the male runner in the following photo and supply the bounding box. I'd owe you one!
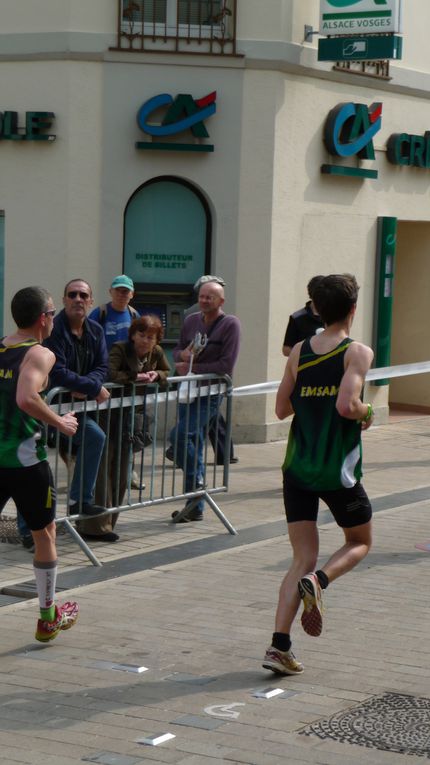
[0,286,79,642]
[263,274,373,675]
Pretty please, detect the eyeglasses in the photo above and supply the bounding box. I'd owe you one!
[43,309,56,317]
[67,291,90,300]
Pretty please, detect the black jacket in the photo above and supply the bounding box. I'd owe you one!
[44,309,108,398]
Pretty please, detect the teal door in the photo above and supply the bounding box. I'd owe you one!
[123,177,210,287]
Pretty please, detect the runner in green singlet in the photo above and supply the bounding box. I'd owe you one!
[263,274,374,676]
[0,286,80,642]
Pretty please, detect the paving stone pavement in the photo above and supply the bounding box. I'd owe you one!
[1,415,430,764]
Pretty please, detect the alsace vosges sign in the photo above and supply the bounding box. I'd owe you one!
[320,0,402,36]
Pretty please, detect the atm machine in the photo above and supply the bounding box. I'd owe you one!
[133,282,195,364]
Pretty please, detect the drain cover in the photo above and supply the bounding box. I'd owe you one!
[302,692,430,758]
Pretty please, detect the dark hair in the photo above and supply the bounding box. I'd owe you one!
[129,314,164,343]
[11,286,51,328]
[307,275,325,300]
[63,278,92,296]
[312,274,359,326]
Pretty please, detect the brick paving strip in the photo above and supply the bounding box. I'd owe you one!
[0,418,429,764]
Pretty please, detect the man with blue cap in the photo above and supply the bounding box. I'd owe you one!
[90,275,139,351]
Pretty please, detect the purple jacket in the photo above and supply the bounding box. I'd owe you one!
[173,311,240,378]
[44,309,108,398]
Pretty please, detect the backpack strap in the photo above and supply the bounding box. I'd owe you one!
[98,303,137,325]
[128,305,139,319]
[98,304,107,325]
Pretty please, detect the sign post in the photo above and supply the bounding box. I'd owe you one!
[373,217,397,385]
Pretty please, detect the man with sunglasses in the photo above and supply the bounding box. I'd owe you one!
[0,286,79,641]
[45,279,110,519]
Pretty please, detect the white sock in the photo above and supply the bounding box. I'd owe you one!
[33,560,58,616]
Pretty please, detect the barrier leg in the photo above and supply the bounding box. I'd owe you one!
[203,492,237,535]
[59,518,103,567]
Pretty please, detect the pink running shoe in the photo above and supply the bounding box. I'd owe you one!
[298,573,323,637]
[35,601,79,643]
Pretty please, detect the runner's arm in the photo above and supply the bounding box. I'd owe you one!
[275,342,302,419]
[336,342,374,422]
[16,346,78,435]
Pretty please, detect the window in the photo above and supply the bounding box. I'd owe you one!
[178,1,223,25]
[122,1,224,32]
[118,0,236,55]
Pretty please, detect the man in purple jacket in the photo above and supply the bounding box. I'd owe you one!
[170,280,240,522]
[45,279,110,516]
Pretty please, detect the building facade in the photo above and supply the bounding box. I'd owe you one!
[1,0,430,440]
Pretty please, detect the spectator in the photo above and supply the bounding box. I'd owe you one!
[170,280,240,523]
[44,278,110,520]
[90,273,142,489]
[89,274,139,351]
[167,274,238,466]
[80,315,170,543]
[282,275,325,357]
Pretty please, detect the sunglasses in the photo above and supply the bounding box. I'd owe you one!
[67,291,90,300]
[43,309,56,317]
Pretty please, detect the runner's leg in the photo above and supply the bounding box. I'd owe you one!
[319,520,372,584]
[275,520,319,634]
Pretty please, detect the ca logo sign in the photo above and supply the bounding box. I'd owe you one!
[324,102,382,159]
[136,91,217,153]
[322,102,383,179]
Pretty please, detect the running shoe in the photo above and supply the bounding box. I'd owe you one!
[35,601,79,643]
[298,573,323,637]
[262,646,304,675]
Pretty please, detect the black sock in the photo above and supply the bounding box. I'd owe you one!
[316,569,329,589]
[272,632,291,652]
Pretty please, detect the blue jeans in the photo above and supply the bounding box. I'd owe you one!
[170,394,220,513]
[70,414,106,505]
[17,511,31,538]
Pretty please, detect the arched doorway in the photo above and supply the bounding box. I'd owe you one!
[123,176,211,346]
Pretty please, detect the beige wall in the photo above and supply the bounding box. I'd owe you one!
[236,0,292,42]
[0,0,115,33]
[390,222,430,409]
[234,70,430,438]
[0,60,103,330]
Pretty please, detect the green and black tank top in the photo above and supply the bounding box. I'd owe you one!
[0,340,47,468]
[282,337,362,491]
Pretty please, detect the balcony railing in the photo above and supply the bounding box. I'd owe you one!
[112,0,238,55]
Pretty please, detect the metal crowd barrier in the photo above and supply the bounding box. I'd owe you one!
[45,373,235,566]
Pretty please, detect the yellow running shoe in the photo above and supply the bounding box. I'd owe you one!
[262,646,304,675]
[298,573,323,637]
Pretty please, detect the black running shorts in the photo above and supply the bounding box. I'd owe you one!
[283,475,372,528]
[0,461,56,531]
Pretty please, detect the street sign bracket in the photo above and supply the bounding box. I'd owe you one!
[304,25,321,42]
